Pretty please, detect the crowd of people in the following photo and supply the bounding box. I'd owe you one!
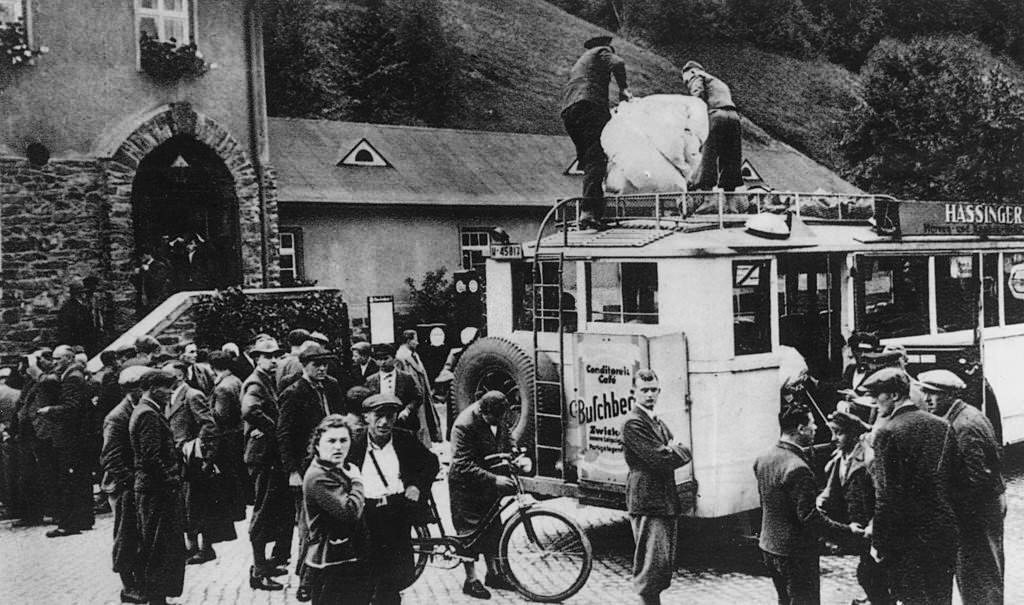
[756,332,1006,605]
[0,324,524,605]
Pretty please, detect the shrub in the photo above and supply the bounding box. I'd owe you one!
[192,287,350,351]
[398,268,455,332]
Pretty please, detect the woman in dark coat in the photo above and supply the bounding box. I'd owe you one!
[302,414,371,605]
[129,370,186,605]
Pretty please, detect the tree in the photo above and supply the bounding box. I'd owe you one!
[725,0,823,57]
[841,36,1024,203]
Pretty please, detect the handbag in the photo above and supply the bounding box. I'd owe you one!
[304,534,361,569]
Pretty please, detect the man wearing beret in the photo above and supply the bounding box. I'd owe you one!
[349,393,439,604]
[859,367,959,604]
[681,60,742,191]
[561,34,632,230]
[100,365,153,604]
[918,369,1005,605]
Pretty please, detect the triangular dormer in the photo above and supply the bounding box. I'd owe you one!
[740,159,764,183]
[564,158,584,176]
[337,138,390,167]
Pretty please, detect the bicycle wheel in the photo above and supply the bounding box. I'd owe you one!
[499,508,593,602]
[405,524,431,589]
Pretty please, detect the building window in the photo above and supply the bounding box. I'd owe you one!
[0,0,24,24]
[733,260,772,355]
[278,228,304,286]
[460,228,492,274]
[587,262,658,325]
[136,0,192,45]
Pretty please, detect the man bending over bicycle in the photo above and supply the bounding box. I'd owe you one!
[448,391,526,599]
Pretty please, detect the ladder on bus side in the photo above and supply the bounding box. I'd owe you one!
[531,252,568,481]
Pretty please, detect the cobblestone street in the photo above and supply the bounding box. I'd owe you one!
[4,445,1023,605]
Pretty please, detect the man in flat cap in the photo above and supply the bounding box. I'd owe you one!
[367,344,423,440]
[817,405,890,605]
[859,367,959,604]
[918,369,1005,605]
[680,60,742,191]
[561,34,632,230]
[100,365,153,604]
[349,340,378,387]
[348,393,439,604]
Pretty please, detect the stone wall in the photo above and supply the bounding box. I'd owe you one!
[0,103,279,355]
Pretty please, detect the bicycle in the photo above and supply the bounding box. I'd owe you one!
[407,451,593,602]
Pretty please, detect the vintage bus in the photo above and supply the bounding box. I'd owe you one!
[450,191,1023,519]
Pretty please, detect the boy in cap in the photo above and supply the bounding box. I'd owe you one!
[561,34,632,230]
[817,405,890,605]
[842,332,882,390]
[918,369,1005,605]
[859,367,958,604]
[349,393,439,604]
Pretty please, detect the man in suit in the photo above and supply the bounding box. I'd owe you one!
[56,279,101,356]
[396,330,442,445]
[180,342,214,396]
[366,344,423,439]
[100,365,153,604]
[756,401,856,605]
[349,393,440,604]
[448,391,519,599]
[39,344,95,537]
[860,367,959,605]
[162,360,232,565]
[918,369,1005,605]
[623,369,692,605]
[561,35,631,229]
[240,340,291,591]
[208,352,246,523]
[349,340,378,387]
[129,370,186,605]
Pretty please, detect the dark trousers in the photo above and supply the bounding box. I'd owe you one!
[365,499,415,604]
[761,550,820,605]
[249,466,294,563]
[562,101,611,219]
[135,489,186,599]
[55,446,94,531]
[857,553,893,605]
[888,552,954,605]
[630,515,677,599]
[310,562,372,605]
[109,490,141,585]
[15,435,58,521]
[957,495,1005,605]
[694,108,742,191]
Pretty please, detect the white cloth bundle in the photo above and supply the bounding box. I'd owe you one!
[602,94,709,194]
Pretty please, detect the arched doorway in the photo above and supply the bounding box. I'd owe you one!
[131,135,243,305]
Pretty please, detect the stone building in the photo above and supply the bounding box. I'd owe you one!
[0,0,278,354]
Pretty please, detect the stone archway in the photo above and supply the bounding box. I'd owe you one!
[102,103,278,328]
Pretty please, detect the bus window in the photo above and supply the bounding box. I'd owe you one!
[1003,252,1024,325]
[858,256,929,338]
[983,253,999,327]
[935,255,978,333]
[733,260,772,355]
[512,260,578,333]
[587,262,658,324]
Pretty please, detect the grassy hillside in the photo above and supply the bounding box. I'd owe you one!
[431,0,861,172]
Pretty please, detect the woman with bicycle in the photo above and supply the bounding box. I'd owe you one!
[301,414,372,605]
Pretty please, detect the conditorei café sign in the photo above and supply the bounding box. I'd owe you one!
[900,201,1024,236]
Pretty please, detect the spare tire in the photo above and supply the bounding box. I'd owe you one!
[453,337,558,447]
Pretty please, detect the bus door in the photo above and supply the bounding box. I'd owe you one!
[777,253,844,381]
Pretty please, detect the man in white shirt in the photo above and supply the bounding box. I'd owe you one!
[349,393,439,604]
[366,344,424,443]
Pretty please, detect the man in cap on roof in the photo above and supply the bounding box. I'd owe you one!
[348,393,439,604]
[858,367,959,604]
[918,369,1005,605]
[817,404,891,605]
[100,365,153,604]
[680,60,742,191]
[561,34,632,231]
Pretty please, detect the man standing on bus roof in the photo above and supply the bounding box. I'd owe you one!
[858,367,959,605]
[561,34,631,231]
[918,369,1005,605]
[623,369,691,605]
[681,61,742,192]
[755,403,857,605]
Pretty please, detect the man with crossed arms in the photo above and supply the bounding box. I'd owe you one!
[623,369,692,605]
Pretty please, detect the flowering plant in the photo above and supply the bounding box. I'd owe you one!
[139,32,209,83]
[1,18,48,67]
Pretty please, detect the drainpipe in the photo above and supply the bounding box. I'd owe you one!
[245,0,271,286]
